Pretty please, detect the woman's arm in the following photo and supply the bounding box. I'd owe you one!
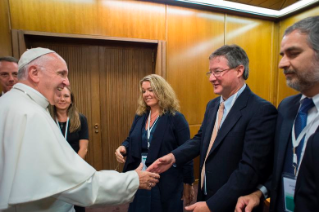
[78,139,89,159]
[78,114,89,159]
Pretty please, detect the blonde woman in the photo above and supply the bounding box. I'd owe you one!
[115,74,194,212]
[50,86,88,212]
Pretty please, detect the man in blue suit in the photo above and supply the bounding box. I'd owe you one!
[147,45,277,212]
[235,16,319,212]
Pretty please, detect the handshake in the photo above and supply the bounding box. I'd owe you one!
[116,146,175,190]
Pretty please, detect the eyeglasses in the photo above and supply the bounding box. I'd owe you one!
[206,68,232,78]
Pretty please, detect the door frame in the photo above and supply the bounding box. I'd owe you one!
[11,30,166,77]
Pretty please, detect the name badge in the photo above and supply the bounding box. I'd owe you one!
[282,173,296,212]
[141,153,148,171]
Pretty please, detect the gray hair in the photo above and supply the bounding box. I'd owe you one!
[209,45,249,80]
[18,55,48,80]
[284,16,319,57]
[0,56,18,64]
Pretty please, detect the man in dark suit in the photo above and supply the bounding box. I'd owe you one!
[0,57,18,97]
[235,16,319,212]
[147,45,277,212]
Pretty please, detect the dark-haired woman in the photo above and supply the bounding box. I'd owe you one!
[50,86,89,212]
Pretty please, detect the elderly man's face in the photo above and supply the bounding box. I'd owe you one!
[208,56,242,100]
[0,61,18,93]
[279,30,319,93]
[37,53,70,105]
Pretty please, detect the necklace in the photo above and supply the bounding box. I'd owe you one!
[150,111,159,122]
[56,117,69,140]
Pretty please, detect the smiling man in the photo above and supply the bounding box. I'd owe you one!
[0,47,160,212]
[0,57,18,96]
[147,45,277,212]
[235,16,319,212]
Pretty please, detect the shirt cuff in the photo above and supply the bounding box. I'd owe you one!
[257,184,268,199]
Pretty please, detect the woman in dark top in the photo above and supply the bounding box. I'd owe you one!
[115,74,195,212]
[50,86,89,212]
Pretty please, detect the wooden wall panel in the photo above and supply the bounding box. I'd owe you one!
[225,15,276,104]
[166,6,225,125]
[276,7,319,105]
[0,0,12,56]
[9,0,166,40]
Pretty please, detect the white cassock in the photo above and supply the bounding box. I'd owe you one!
[0,83,139,212]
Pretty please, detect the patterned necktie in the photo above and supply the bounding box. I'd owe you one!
[201,102,224,189]
[294,97,314,167]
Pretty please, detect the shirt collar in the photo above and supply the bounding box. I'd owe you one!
[220,84,246,112]
[300,93,319,113]
[13,83,49,109]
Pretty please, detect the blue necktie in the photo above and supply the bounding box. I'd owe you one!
[294,98,314,164]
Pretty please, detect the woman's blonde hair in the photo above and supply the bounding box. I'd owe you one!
[49,86,81,133]
[136,74,180,116]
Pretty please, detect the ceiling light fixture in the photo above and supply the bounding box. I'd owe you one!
[176,0,319,18]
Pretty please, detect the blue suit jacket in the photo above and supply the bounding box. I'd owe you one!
[122,111,194,206]
[172,86,277,212]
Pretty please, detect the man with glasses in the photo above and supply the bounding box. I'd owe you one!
[0,57,18,97]
[147,45,277,212]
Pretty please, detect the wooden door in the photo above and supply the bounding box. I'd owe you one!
[99,43,156,170]
[25,36,156,171]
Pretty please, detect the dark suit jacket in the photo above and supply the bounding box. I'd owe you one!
[294,132,319,212]
[122,111,194,207]
[265,94,301,211]
[172,86,277,211]
[265,94,319,212]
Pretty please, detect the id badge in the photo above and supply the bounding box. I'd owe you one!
[282,173,296,212]
[141,153,148,171]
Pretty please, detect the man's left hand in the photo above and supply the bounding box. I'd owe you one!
[185,201,210,212]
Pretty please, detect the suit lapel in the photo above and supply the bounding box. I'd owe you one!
[145,114,168,165]
[275,95,301,178]
[201,101,219,164]
[207,86,250,157]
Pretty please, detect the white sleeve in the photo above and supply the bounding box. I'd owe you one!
[55,170,139,207]
[257,184,268,199]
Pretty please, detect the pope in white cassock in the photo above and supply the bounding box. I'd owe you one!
[0,48,160,212]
